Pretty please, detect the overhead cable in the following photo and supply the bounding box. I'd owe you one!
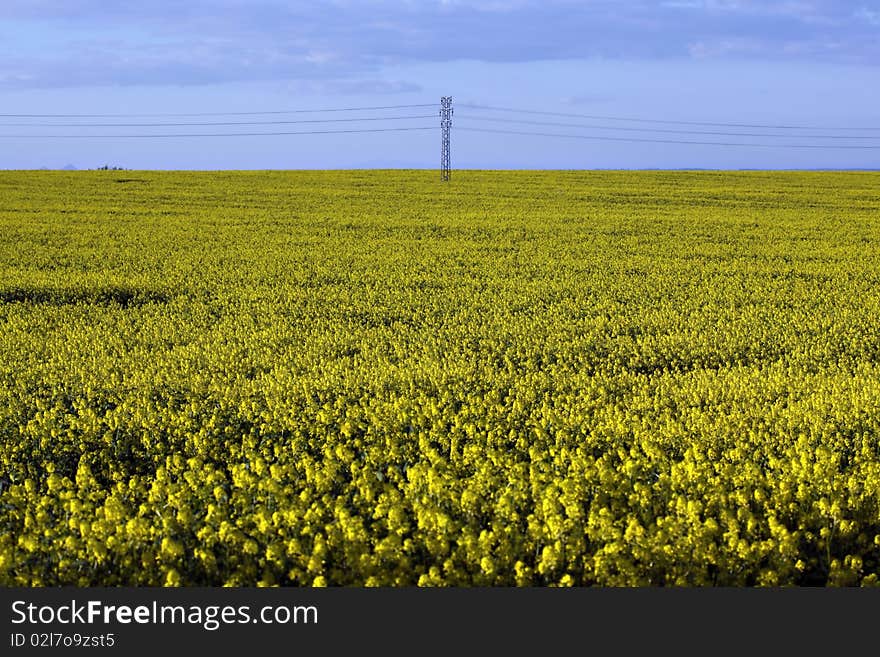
[0,104,437,118]
[458,103,880,132]
[0,115,436,128]
[462,115,880,140]
[457,126,880,150]
[0,127,436,139]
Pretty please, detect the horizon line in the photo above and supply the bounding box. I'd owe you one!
[4,167,880,173]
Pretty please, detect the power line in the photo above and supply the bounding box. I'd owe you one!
[459,103,880,132]
[0,126,436,139]
[0,103,437,119]
[457,126,880,150]
[0,114,435,128]
[462,115,880,140]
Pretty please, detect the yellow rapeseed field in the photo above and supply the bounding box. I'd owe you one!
[1,169,879,586]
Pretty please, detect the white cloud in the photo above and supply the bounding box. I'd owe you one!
[1,0,877,90]
[855,7,880,25]
[688,37,766,58]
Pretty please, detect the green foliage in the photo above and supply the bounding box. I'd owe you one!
[1,169,879,586]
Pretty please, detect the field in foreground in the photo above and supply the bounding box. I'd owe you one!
[1,169,879,586]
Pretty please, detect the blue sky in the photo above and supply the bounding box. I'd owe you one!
[1,0,878,169]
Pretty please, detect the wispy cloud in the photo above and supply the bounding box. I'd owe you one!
[291,78,423,95]
[0,1,877,90]
[855,7,880,25]
[560,94,615,106]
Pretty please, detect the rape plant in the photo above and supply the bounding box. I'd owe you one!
[1,169,879,586]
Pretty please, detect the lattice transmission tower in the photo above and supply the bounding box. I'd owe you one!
[440,96,453,181]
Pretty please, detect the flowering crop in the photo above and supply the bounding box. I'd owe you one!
[1,169,879,586]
